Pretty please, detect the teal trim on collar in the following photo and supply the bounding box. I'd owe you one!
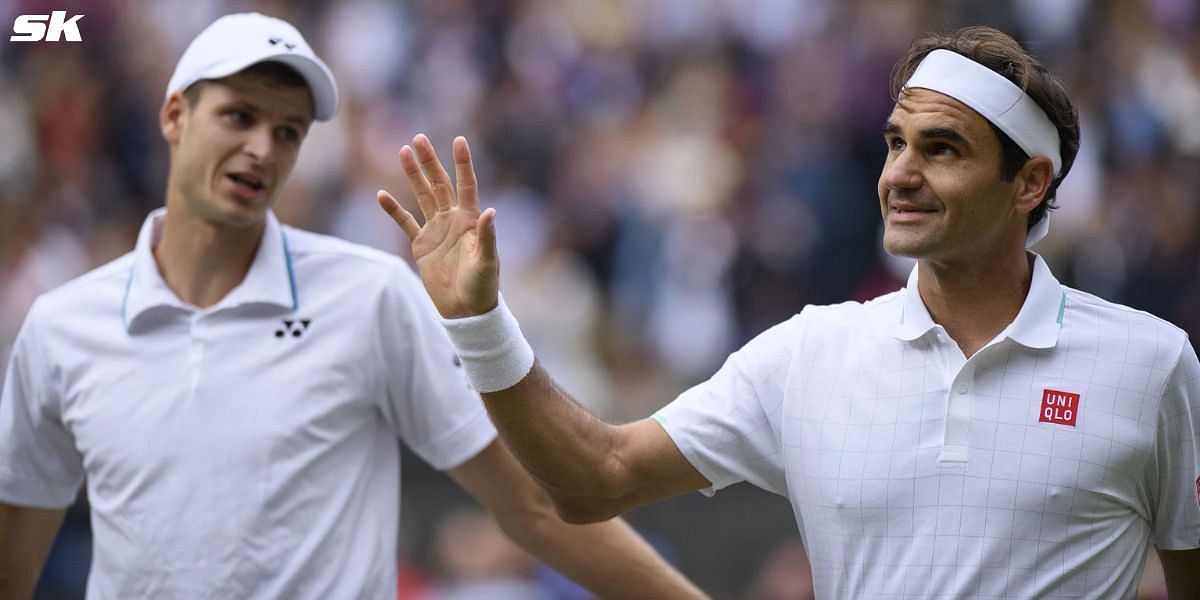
[121,264,135,327]
[894,264,936,342]
[282,229,298,311]
[123,209,298,330]
[894,253,1064,348]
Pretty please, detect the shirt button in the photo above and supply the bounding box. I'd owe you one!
[936,333,946,344]
[957,383,968,394]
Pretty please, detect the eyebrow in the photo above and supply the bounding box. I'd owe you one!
[228,100,310,130]
[883,121,970,147]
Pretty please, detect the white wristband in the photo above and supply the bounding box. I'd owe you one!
[441,294,535,393]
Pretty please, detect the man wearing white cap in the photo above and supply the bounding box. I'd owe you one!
[0,12,705,599]
[380,26,1200,597]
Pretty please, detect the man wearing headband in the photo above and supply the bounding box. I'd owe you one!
[0,12,706,600]
[381,25,1200,597]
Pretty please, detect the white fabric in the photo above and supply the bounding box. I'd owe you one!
[166,12,339,121]
[442,294,536,393]
[0,209,496,599]
[656,254,1200,598]
[905,49,1061,175]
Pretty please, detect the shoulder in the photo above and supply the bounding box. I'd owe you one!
[282,226,422,290]
[1060,286,1190,370]
[794,288,905,336]
[13,253,134,351]
[1062,286,1188,345]
[281,226,435,321]
[282,226,409,272]
[29,252,135,318]
[734,289,905,362]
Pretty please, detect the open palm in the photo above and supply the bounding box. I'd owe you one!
[378,134,499,319]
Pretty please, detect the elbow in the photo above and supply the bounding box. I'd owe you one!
[487,490,604,540]
[547,492,623,525]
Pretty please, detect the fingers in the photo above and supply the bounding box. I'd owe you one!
[398,146,436,220]
[475,207,499,265]
[377,190,422,242]
[412,134,454,213]
[453,136,480,213]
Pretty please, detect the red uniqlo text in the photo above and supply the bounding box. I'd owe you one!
[1039,389,1080,427]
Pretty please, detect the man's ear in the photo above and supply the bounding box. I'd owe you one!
[160,91,189,146]
[1013,155,1055,215]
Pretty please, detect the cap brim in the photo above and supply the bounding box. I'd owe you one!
[192,52,339,122]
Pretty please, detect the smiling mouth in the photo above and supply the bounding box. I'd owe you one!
[887,205,939,223]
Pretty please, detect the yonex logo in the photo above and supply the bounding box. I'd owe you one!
[1039,389,1080,427]
[275,318,312,339]
[10,12,84,42]
[268,36,296,51]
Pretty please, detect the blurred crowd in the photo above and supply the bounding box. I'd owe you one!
[2,0,1197,598]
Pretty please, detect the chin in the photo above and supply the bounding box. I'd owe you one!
[207,202,269,230]
[220,193,274,223]
[882,231,937,259]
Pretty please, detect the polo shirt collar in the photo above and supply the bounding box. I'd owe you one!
[893,253,1066,349]
[122,208,298,330]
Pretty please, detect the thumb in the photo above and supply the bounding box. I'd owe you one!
[475,208,499,267]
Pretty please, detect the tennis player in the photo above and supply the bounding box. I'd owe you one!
[381,26,1200,598]
[0,12,704,599]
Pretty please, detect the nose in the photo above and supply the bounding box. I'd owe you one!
[242,126,275,164]
[880,147,923,192]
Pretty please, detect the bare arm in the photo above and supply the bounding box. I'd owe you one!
[480,363,708,522]
[0,503,66,599]
[379,134,709,520]
[449,439,708,599]
[1157,547,1200,600]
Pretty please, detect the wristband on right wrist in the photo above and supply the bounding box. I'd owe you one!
[441,294,535,393]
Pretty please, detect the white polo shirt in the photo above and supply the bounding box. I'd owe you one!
[0,209,497,599]
[657,254,1200,598]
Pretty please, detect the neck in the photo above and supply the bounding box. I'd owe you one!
[153,203,266,309]
[917,246,1033,358]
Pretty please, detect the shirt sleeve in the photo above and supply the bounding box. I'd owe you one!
[653,314,801,497]
[373,263,497,472]
[1149,338,1200,550]
[0,302,85,508]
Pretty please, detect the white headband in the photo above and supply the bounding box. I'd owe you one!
[905,49,1060,246]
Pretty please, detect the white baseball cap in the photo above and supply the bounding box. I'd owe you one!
[165,12,338,121]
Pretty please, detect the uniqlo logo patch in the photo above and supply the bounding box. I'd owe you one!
[1039,389,1080,427]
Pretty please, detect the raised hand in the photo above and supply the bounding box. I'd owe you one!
[378,134,499,319]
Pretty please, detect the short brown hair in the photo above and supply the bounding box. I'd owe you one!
[890,26,1080,232]
[182,61,310,110]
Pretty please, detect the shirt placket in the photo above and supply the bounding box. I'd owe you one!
[933,326,972,464]
[188,313,205,396]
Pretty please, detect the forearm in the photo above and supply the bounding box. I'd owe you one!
[482,362,631,499]
[1157,547,1200,599]
[505,511,707,600]
[0,503,66,600]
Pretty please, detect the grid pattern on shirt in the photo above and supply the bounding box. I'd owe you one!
[659,285,1199,599]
